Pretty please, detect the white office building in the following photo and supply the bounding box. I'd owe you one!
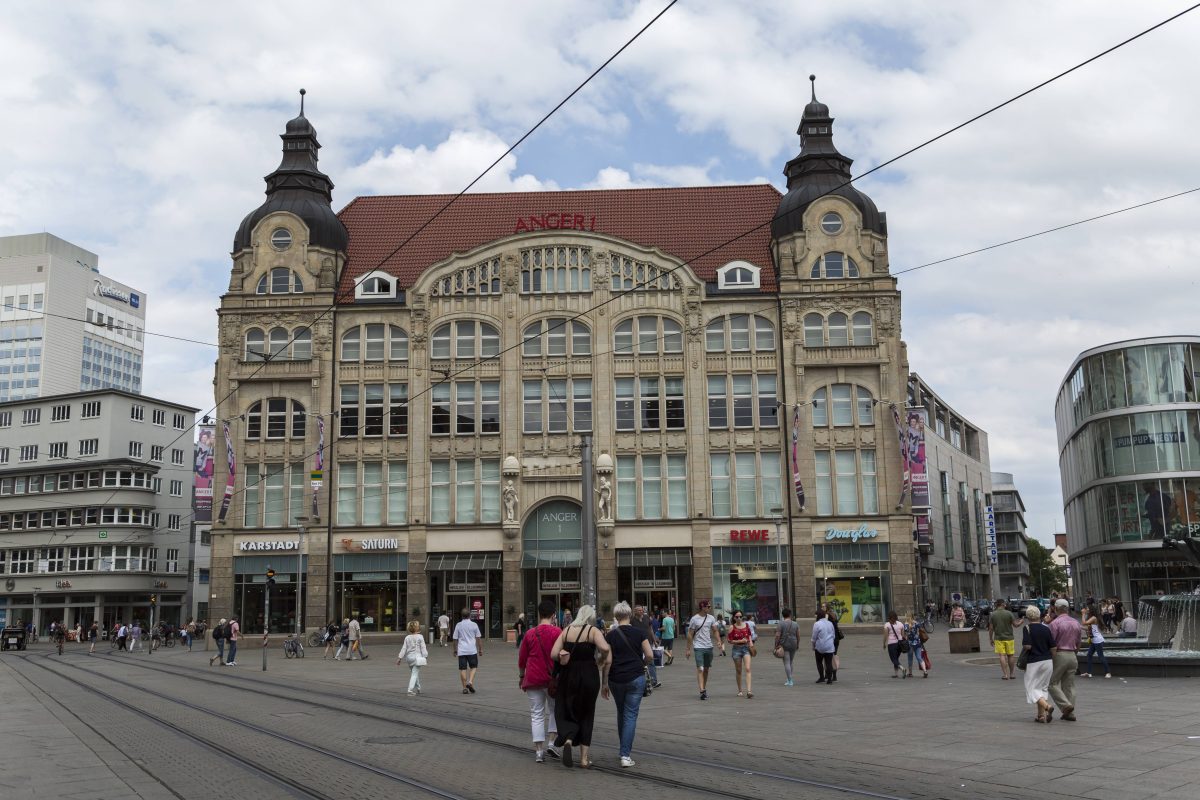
[0,233,146,401]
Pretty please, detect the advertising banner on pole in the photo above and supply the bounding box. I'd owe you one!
[890,404,911,508]
[217,421,236,524]
[193,424,215,523]
[905,407,930,510]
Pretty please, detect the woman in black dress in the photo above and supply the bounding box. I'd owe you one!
[549,605,611,769]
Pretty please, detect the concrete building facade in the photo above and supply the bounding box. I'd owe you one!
[0,233,146,401]
[907,373,996,603]
[210,90,928,636]
[0,389,197,632]
[990,471,1030,598]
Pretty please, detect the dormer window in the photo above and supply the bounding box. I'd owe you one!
[353,270,397,300]
[716,261,761,290]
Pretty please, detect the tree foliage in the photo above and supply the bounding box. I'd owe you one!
[1028,539,1068,596]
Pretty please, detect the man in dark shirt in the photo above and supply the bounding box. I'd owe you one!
[631,605,661,688]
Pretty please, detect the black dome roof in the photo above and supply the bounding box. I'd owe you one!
[772,78,885,240]
[232,94,348,254]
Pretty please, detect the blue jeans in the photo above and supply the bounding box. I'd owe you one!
[906,642,925,672]
[227,640,238,663]
[609,674,646,758]
[1087,643,1110,674]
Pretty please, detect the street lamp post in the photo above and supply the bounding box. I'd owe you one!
[294,516,308,640]
[770,507,784,621]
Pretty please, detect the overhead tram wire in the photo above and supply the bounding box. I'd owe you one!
[0,303,219,348]
[45,6,1189,542]
[136,0,679,486]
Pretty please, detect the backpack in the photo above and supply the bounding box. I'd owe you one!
[213,624,226,641]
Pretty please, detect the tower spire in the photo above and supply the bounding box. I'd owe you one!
[299,87,306,115]
[810,74,817,103]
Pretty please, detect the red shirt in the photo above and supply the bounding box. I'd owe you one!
[727,624,752,645]
[518,623,558,690]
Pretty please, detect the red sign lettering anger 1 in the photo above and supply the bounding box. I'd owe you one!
[513,213,597,234]
[729,529,770,542]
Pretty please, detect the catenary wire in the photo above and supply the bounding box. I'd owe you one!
[0,303,218,347]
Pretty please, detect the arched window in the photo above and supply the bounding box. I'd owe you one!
[364,324,385,361]
[521,247,590,294]
[245,398,307,440]
[268,327,289,359]
[614,316,683,355]
[362,275,391,295]
[827,313,849,347]
[704,314,776,353]
[389,325,409,361]
[340,328,360,361]
[522,319,591,358]
[244,328,265,361]
[811,385,875,428]
[256,268,303,294]
[804,314,824,348]
[431,320,500,360]
[851,312,874,345]
[810,252,860,279]
[292,327,311,360]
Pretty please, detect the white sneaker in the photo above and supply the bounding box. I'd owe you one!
[620,757,636,768]
[546,745,562,759]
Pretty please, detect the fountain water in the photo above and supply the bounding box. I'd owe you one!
[1098,595,1200,676]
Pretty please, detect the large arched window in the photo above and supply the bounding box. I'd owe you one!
[268,327,290,358]
[851,312,874,345]
[522,318,591,357]
[255,268,303,294]
[245,328,265,361]
[810,252,860,279]
[615,316,683,355]
[246,398,306,440]
[811,385,875,427]
[340,325,409,362]
[431,320,500,360]
[803,314,824,348]
[705,314,775,353]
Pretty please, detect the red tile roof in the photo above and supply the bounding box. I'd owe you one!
[336,184,782,300]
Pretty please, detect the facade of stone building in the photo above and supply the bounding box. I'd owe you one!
[210,91,921,636]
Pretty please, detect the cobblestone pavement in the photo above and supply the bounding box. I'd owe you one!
[3,629,1200,800]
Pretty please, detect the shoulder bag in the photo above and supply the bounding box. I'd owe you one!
[892,624,910,653]
[613,624,652,697]
[1016,626,1030,671]
[918,625,929,643]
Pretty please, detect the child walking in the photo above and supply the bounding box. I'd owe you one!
[397,620,429,695]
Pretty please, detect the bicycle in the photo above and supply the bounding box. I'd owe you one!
[923,613,936,634]
[283,635,305,658]
[307,629,325,648]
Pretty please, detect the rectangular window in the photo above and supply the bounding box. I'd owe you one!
[815,451,833,516]
[642,455,662,520]
[152,409,166,425]
[168,514,181,531]
[430,460,451,524]
[340,385,359,437]
[166,548,179,573]
[22,408,40,425]
[834,450,858,514]
[455,458,476,523]
[480,382,499,434]
[523,380,542,434]
[762,451,782,514]
[640,377,660,430]
[707,375,727,428]
[364,384,384,437]
[19,445,37,462]
[48,442,68,459]
[861,450,878,514]
[732,375,753,428]
[388,384,408,436]
[130,404,144,421]
[387,461,408,525]
[666,454,688,519]
[172,448,184,465]
[546,379,568,433]
[431,384,450,435]
[710,453,732,518]
[481,459,500,523]
[758,374,778,428]
[362,462,383,525]
[199,569,210,584]
[664,377,685,429]
[51,404,70,422]
[81,401,101,419]
[263,465,285,527]
[266,398,287,439]
[572,379,592,432]
[615,378,635,431]
[244,464,260,527]
[173,413,186,430]
[170,479,182,496]
[735,453,757,515]
[289,468,303,527]
[617,456,637,520]
[831,385,853,426]
[337,462,357,525]
[455,382,476,435]
[0,411,10,427]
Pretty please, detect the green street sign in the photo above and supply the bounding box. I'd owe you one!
[98,530,108,540]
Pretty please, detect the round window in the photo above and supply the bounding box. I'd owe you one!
[820,212,843,235]
[270,228,292,251]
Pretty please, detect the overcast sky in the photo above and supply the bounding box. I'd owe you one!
[2,1,1198,547]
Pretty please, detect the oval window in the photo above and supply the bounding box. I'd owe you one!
[820,212,843,235]
[270,228,292,250]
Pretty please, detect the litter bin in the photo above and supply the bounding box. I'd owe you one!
[1,626,27,651]
[948,627,980,653]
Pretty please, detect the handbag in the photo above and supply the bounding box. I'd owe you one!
[1016,650,1028,671]
[748,641,758,658]
[773,645,784,659]
[892,624,910,653]
[918,627,929,643]
[922,650,932,670]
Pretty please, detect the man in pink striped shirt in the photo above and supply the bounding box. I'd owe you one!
[1047,599,1081,721]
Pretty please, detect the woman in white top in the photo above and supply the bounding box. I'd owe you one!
[396,620,430,695]
[1080,604,1111,679]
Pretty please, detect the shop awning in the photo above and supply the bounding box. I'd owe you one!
[617,548,693,568]
[424,553,502,572]
[521,551,582,569]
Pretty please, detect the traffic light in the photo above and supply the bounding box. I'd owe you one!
[266,567,276,587]
[149,594,157,606]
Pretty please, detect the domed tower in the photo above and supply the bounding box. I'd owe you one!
[770,78,912,617]
[211,91,343,630]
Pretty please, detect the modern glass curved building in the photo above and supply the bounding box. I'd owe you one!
[1056,337,1200,599]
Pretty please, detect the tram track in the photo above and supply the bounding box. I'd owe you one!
[10,652,470,800]
[83,649,912,800]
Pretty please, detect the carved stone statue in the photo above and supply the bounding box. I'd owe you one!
[595,476,612,521]
[502,479,518,522]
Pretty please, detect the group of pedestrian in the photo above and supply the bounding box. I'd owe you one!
[1020,598,1082,723]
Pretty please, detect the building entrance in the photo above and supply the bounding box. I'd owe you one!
[426,552,503,639]
[521,500,584,623]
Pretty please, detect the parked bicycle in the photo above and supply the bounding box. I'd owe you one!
[283,634,305,658]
